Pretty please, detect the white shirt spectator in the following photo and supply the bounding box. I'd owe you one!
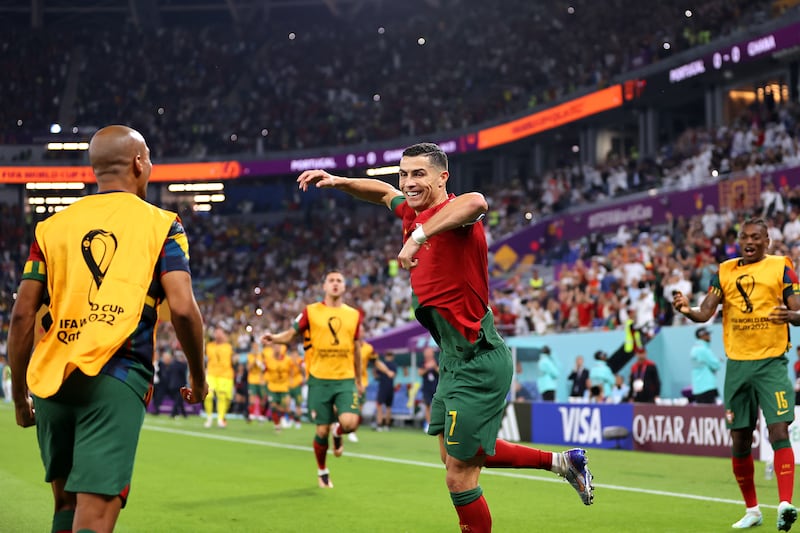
[622,260,646,289]
[761,183,785,216]
[783,213,800,245]
[701,206,720,238]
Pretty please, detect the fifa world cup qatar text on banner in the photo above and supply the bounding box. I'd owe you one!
[0,161,242,183]
[530,402,634,450]
[632,404,761,458]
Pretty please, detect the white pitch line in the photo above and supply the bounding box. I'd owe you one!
[142,423,776,510]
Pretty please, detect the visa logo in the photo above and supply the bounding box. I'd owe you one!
[558,406,602,444]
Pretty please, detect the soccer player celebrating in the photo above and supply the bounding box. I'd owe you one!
[674,218,800,531]
[297,143,593,531]
[262,271,363,488]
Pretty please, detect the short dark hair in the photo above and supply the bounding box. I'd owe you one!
[741,217,768,234]
[324,270,343,282]
[402,142,448,170]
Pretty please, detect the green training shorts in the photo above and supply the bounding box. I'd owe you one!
[306,375,359,425]
[724,356,795,429]
[289,385,303,404]
[248,383,267,398]
[268,390,289,407]
[33,370,145,506]
[428,344,514,461]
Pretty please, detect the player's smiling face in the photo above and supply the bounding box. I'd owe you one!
[398,154,448,212]
[738,223,768,264]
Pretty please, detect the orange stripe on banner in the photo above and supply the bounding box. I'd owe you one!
[477,85,624,150]
[0,161,242,183]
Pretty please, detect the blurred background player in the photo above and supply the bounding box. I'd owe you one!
[262,271,363,489]
[287,347,306,429]
[246,339,267,422]
[264,341,292,432]
[204,325,235,428]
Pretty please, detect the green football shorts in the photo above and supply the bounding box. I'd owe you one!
[306,376,359,425]
[268,390,289,407]
[248,383,267,399]
[724,356,795,429]
[289,385,304,404]
[33,370,145,506]
[428,344,514,461]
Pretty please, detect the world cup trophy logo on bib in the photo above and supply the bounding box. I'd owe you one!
[81,229,117,305]
[327,316,341,345]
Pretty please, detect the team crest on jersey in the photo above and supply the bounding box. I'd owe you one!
[725,409,734,424]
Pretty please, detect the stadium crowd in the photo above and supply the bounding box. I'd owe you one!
[2,0,800,409]
[2,98,800,358]
[0,0,782,158]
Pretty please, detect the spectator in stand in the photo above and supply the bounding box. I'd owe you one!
[1,0,782,157]
[762,181,786,218]
[494,302,518,338]
[782,209,800,245]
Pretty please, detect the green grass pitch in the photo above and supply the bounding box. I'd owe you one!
[0,403,790,532]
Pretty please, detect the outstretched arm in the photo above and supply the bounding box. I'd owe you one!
[297,170,402,209]
[262,328,297,345]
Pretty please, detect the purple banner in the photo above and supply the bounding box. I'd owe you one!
[240,135,477,177]
[490,167,800,270]
[632,404,761,457]
[668,20,800,83]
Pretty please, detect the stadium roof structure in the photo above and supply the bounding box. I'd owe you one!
[0,0,444,27]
